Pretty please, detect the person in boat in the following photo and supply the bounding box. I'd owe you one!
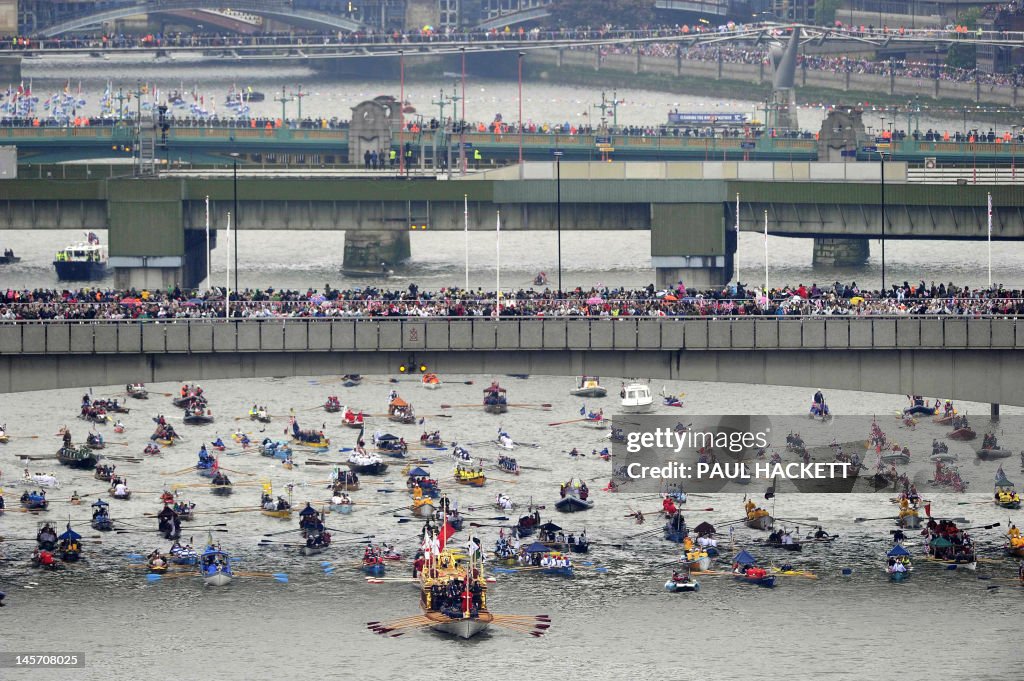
[212,437,225,449]
[814,526,830,539]
[211,471,231,486]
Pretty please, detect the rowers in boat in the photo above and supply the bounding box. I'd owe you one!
[924,519,977,570]
[419,543,492,638]
[127,383,149,399]
[248,404,272,423]
[809,390,831,419]
[85,432,105,450]
[685,544,712,571]
[387,396,416,424]
[407,467,439,498]
[324,395,342,413]
[197,448,218,478]
[362,544,388,576]
[897,497,921,529]
[109,475,131,500]
[930,440,956,462]
[94,463,116,482]
[886,545,913,581]
[113,419,125,434]
[665,566,700,592]
[483,382,509,414]
[260,490,293,519]
[232,430,252,448]
[579,407,608,429]
[173,383,205,409]
[259,438,293,460]
[455,464,486,487]
[331,468,360,492]
[341,374,362,388]
[347,450,388,475]
[931,463,967,491]
[422,373,442,390]
[183,404,215,425]
[977,432,1012,460]
[514,509,541,538]
[210,437,227,452]
[21,489,49,511]
[210,470,233,495]
[904,395,937,417]
[148,550,169,574]
[879,443,911,466]
[744,499,773,531]
[36,522,59,550]
[534,271,548,286]
[555,479,593,513]
[996,484,1022,510]
[497,454,520,475]
[56,523,83,562]
[0,423,7,443]
[932,400,956,425]
[330,492,354,514]
[731,550,775,587]
[537,550,574,576]
[1006,524,1024,557]
[341,406,364,428]
[57,445,98,469]
[662,391,684,408]
[420,430,445,448]
[302,526,332,556]
[570,376,607,398]
[173,500,196,521]
[664,511,688,543]
[947,414,976,441]
[90,499,114,531]
[765,529,802,552]
[151,420,178,446]
[372,432,408,457]
[411,489,436,518]
[495,493,516,512]
[290,420,330,449]
[169,541,199,565]
[200,542,233,586]
[157,506,181,540]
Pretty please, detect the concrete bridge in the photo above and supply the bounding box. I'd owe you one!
[1,317,1020,407]
[2,161,1021,289]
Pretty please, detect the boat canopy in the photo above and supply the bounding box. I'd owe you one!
[376,433,400,441]
[694,521,716,535]
[887,545,911,557]
[483,385,506,393]
[538,522,562,532]
[929,536,952,548]
[299,504,318,517]
[91,499,109,508]
[389,397,409,407]
[408,467,430,477]
[524,541,551,553]
[734,550,758,566]
[58,526,82,541]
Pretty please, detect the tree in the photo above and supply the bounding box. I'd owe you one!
[946,8,980,70]
[549,0,656,28]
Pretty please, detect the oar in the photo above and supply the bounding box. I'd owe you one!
[235,571,289,583]
[854,516,898,523]
[548,418,587,427]
[161,465,198,476]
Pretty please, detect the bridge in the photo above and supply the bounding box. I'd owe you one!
[0,317,1020,408]
[1,160,1021,290]
[23,0,364,37]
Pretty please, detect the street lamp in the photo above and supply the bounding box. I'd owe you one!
[554,150,563,292]
[877,150,887,293]
[230,152,239,295]
[517,52,524,166]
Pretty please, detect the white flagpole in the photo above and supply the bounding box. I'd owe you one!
[464,193,469,291]
[987,192,993,288]
[763,209,769,292]
[205,195,211,289]
[734,192,740,285]
[496,209,501,312]
[225,212,232,320]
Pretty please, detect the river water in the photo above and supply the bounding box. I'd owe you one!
[4,60,1024,292]
[1,375,1022,679]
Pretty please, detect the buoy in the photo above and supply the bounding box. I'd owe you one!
[841,568,853,576]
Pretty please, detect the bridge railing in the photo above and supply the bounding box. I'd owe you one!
[1,317,1020,354]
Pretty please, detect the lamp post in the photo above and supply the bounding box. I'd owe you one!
[554,150,563,293]
[230,152,239,295]
[461,46,467,175]
[517,52,524,167]
[399,50,405,176]
[878,150,887,292]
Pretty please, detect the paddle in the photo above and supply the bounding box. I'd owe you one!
[548,418,588,427]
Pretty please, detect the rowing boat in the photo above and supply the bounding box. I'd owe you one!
[260,509,293,519]
[664,578,700,592]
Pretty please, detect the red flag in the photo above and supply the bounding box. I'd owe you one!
[924,503,931,518]
[437,521,456,551]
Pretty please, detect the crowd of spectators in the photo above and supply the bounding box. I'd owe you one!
[1,281,1022,321]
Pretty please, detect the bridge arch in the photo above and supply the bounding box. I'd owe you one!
[36,0,364,37]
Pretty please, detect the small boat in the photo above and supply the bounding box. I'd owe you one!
[170,547,199,566]
[764,536,802,553]
[90,500,114,531]
[372,433,408,457]
[455,465,486,487]
[260,508,293,519]
[56,524,83,562]
[324,397,342,413]
[570,376,607,398]
[731,552,774,587]
[148,555,169,574]
[664,577,701,593]
[620,383,655,414]
[127,383,149,399]
[387,397,416,424]
[109,486,132,501]
[210,480,233,496]
[0,249,20,264]
[341,407,365,428]
[200,544,233,586]
[411,497,435,518]
[880,450,911,466]
[94,464,116,482]
[248,408,272,423]
[686,549,713,571]
[347,452,389,475]
[977,447,1012,460]
[948,427,977,441]
[172,395,205,409]
[57,446,98,469]
[259,440,293,460]
[904,404,936,417]
[483,382,509,414]
[886,545,913,581]
[53,238,107,281]
[744,509,774,531]
[290,421,329,449]
[85,434,106,450]
[330,501,354,515]
[555,481,593,513]
[534,271,548,286]
[341,374,363,388]
[183,410,215,425]
[300,532,332,556]
[419,546,492,639]
[362,559,387,576]
[421,373,442,390]
[995,484,1022,510]
[897,508,921,529]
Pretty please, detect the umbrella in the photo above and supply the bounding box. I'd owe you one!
[694,521,716,535]
[524,542,550,553]
[663,294,678,302]
[538,522,562,532]
[586,296,603,305]
[928,536,952,548]
[733,549,758,566]
[120,298,141,306]
[887,545,911,557]
[188,298,205,304]
[407,467,430,477]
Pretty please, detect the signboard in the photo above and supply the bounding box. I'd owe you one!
[861,145,878,153]
[668,112,749,125]
[551,150,564,157]
[740,141,756,150]
[595,136,611,144]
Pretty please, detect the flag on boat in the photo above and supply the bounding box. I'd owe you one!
[437,521,457,551]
